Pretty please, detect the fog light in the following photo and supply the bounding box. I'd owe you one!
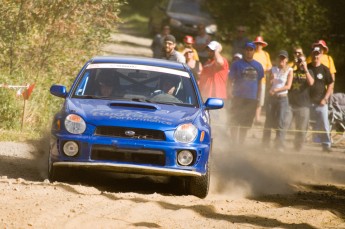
[63,141,79,157]
[177,150,194,166]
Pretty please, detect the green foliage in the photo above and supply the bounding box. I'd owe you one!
[0,0,123,136]
[208,0,329,55]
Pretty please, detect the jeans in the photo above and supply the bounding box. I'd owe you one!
[285,106,310,149]
[310,103,331,148]
[262,95,289,148]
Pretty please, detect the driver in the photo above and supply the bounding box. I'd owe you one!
[158,76,180,95]
[95,69,121,97]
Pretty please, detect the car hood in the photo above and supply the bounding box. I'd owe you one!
[168,12,214,25]
[65,99,200,129]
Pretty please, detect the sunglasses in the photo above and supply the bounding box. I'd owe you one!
[294,51,302,55]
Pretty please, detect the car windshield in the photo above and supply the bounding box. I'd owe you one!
[71,63,199,107]
[168,0,210,17]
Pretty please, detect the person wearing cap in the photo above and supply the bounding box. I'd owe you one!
[308,46,334,152]
[199,40,229,133]
[161,34,185,63]
[178,35,199,61]
[307,40,336,83]
[286,50,314,152]
[262,50,293,152]
[228,42,264,144]
[194,23,211,64]
[253,36,272,125]
[151,25,170,59]
[232,53,242,62]
[199,41,228,99]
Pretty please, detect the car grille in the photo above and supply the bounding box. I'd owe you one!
[91,145,165,166]
[95,126,166,141]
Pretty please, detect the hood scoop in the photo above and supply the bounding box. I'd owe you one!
[109,102,158,110]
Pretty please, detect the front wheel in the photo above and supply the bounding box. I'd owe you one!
[48,155,57,182]
[186,164,210,198]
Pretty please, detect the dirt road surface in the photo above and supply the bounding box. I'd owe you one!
[0,31,345,228]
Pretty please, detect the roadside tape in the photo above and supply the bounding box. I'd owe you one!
[211,123,345,135]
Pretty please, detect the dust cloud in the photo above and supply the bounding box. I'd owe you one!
[209,110,345,198]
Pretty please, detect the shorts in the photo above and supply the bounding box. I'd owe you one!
[229,97,257,127]
[258,83,265,107]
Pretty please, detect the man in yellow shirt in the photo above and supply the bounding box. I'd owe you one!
[253,36,272,124]
[307,40,336,82]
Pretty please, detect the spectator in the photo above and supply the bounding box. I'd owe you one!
[307,40,336,83]
[228,42,264,144]
[232,53,242,63]
[231,26,250,55]
[194,23,211,64]
[161,35,185,63]
[199,41,228,99]
[308,46,334,152]
[286,50,314,151]
[253,36,272,125]
[262,50,293,152]
[178,35,200,61]
[289,45,304,67]
[184,48,203,81]
[151,25,170,59]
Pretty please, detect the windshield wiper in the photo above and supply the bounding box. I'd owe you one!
[74,95,112,99]
[130,98,153,103]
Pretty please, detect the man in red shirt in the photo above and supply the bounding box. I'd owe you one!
[199,41,229,99]
[199,41,229,134]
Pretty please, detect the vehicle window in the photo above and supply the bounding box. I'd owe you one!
[168,0,210,17]
[72,65,199,107]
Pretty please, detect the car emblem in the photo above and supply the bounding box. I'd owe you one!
[125,130,135,137]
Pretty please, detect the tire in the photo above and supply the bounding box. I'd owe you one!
[48,155,57,182]
[187,164,210,199]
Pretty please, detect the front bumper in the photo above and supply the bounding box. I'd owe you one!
[50,133,211,177]
[53,161,202,177]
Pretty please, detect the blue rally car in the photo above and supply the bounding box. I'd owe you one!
[49,56,223,198]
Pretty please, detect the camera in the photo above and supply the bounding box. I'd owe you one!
[295,56,305,64]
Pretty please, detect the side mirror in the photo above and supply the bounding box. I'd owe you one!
[50,84,67,98]
[204,98,223,110]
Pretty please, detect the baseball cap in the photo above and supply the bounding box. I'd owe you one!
[164,34,176,43]
[278,50,289,58]
[207,41,220,51]
[312,46,321,54]
[234,53,242,59]
[245,42,256,50]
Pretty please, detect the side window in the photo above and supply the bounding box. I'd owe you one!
[75,71,91,96]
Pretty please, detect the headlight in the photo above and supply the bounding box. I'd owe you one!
[64,114,86,134]
[205,24,217,34]
[174,123,198,143]
[170,18,182,27]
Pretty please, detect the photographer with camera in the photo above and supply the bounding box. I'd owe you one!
[286,47,315,151]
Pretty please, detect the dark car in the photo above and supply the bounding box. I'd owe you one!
[48,56,223,198]
[148,0,217,39]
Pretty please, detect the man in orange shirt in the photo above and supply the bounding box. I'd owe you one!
[253,36,272,124]
[199,41,229,132]
[199,41,229,100]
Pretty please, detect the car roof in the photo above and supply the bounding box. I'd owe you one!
[90,56,187,71]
